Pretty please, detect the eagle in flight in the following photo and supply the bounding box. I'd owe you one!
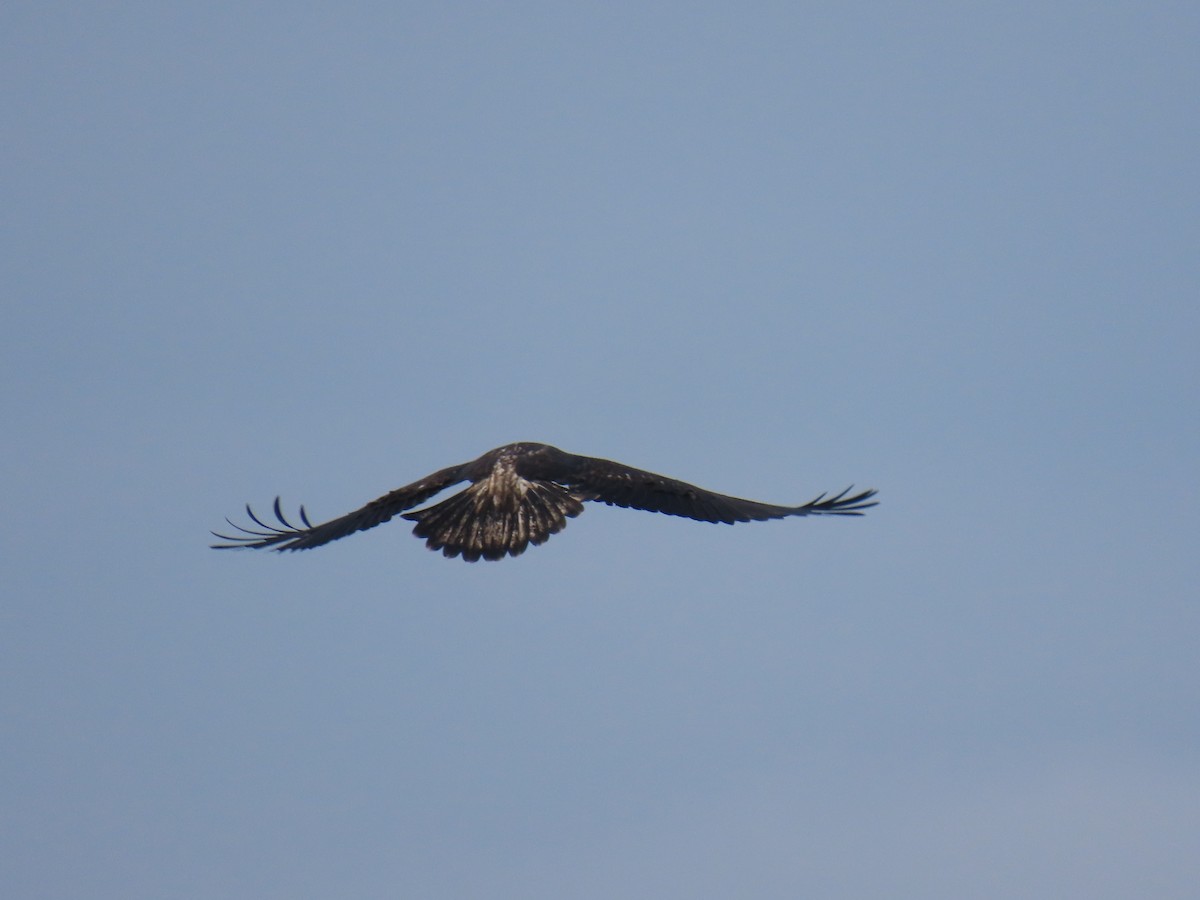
[212,442,878,562]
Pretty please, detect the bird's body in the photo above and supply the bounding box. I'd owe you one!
[212,442,878,562]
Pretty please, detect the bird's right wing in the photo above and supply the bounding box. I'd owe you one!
[211,463,468,551]
[557,455,878,524]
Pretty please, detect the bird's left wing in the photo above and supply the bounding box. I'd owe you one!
[553,455,878,524]
[211,463,469,551]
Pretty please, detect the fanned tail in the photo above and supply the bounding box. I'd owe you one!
[402,481,584,562]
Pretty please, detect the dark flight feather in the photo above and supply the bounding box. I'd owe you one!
[211,442,877,562]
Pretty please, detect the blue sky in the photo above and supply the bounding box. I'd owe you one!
[3,3,1198,897]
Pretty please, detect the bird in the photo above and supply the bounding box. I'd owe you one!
[211,442,878,562]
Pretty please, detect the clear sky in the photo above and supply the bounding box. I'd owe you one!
[4,3,1197,898]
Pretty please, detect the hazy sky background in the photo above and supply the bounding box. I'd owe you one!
[4,3,1197,898]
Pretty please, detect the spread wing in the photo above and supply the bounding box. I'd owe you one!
[556,456,878,524]
[211,463,468,551]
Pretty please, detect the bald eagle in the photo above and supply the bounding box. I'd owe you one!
[211,442,878,562]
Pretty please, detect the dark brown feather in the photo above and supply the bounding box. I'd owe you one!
[210,463,468,551]
[402,480,584,561]
[550,455,878,523]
